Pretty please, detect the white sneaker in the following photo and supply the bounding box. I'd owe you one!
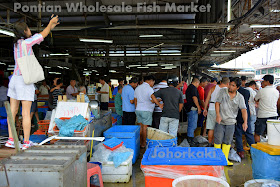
[5,139,15,148]
[5,139,22,149]
[22,141,37,150]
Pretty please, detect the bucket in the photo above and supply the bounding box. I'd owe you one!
[244,179,280,187]
[172,175,229,187]
[146,127,177,148]
[267,120,280,146]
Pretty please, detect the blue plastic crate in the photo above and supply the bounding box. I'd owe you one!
[0,107,7,117]
[29,135,48,143]
[251,147,280,181]
[103,125,140,164]
[142,147,227,166]
[146,138,177,148]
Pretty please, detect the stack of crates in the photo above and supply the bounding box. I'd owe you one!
[103,125,140,164]
[141,147,227,187]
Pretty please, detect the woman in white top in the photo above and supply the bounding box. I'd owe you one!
[6,15,60,150]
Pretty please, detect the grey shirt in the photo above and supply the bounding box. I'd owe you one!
[216,88,246,125]
[153,87,184,119]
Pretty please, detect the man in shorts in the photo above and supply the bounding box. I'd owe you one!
[204,77,229,147]
[134,75,156,148]
[254,75,279,142]
[215,77,247,166]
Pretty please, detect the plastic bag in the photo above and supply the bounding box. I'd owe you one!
[55,114,88,137]
[228,148,241,163]
[194,135,209,144]
[178,139,190,147]
[260,135,268,142]
[108,152,132,168]
[91,143,134,168]
[44,111,52,120]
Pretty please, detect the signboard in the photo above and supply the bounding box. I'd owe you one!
[55,102,89,119]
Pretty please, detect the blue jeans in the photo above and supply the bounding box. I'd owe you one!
[250,115,256,134]
[235,120,255,152]
[159,117,179,137]
[187,110,198,137]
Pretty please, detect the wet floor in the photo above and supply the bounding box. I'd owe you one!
[104,149,253,187]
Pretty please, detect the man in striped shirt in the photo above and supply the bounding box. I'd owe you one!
[52,79,63,108]
[152,78,168,129]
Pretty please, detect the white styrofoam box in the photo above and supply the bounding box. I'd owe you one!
[102,168,132,183]
[101,154,133,183]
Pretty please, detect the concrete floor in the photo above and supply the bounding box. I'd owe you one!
[104,149,253,187]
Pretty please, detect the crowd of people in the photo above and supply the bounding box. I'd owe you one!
[2,69,280,155]
[112,74,280,166]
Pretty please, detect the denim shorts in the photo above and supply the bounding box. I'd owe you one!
[136,110,153,126]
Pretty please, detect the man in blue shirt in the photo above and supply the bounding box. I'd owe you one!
[122,77,138,125]
[113,79,124,98]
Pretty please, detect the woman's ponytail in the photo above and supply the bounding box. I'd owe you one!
[13,22,28,44]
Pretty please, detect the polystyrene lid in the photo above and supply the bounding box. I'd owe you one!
[267,119,280,123]
[142,147,227,166]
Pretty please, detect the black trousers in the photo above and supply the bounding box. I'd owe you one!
[100,102,108,110]
[152,112,162,129]
[123,111,136,125]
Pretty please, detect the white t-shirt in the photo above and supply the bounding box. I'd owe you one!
[100,83,109,103]
[39,85,50,95]
[134,82,155,112]
[255,85,279,118]
[245,87,257,116]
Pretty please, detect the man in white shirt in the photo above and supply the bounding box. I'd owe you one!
[245,81,257,134]
[134,75,156,148]
[0,78,8,107]
[152,78,168,129]
[39,81,50,95]
[97,77,109,110]
[66,80,79,100]
[254,75,279,143]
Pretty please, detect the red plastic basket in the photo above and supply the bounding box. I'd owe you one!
[38,120,50,131]
[53,117,88,137]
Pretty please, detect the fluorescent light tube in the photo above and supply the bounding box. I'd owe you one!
[129,65,141,67]
[7,68,14,71]
[79,38,113,43]
[109,70,117,73]
[162,67,173,70]
[0,29,15,37]
[210,54,231,57]
[160,64,174,66]
[250,24,280,28]
[49,53,69,56]
[146,64,158,67]
[213,50,236,53]
[137,66,149,69]
[139,35,163,38]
